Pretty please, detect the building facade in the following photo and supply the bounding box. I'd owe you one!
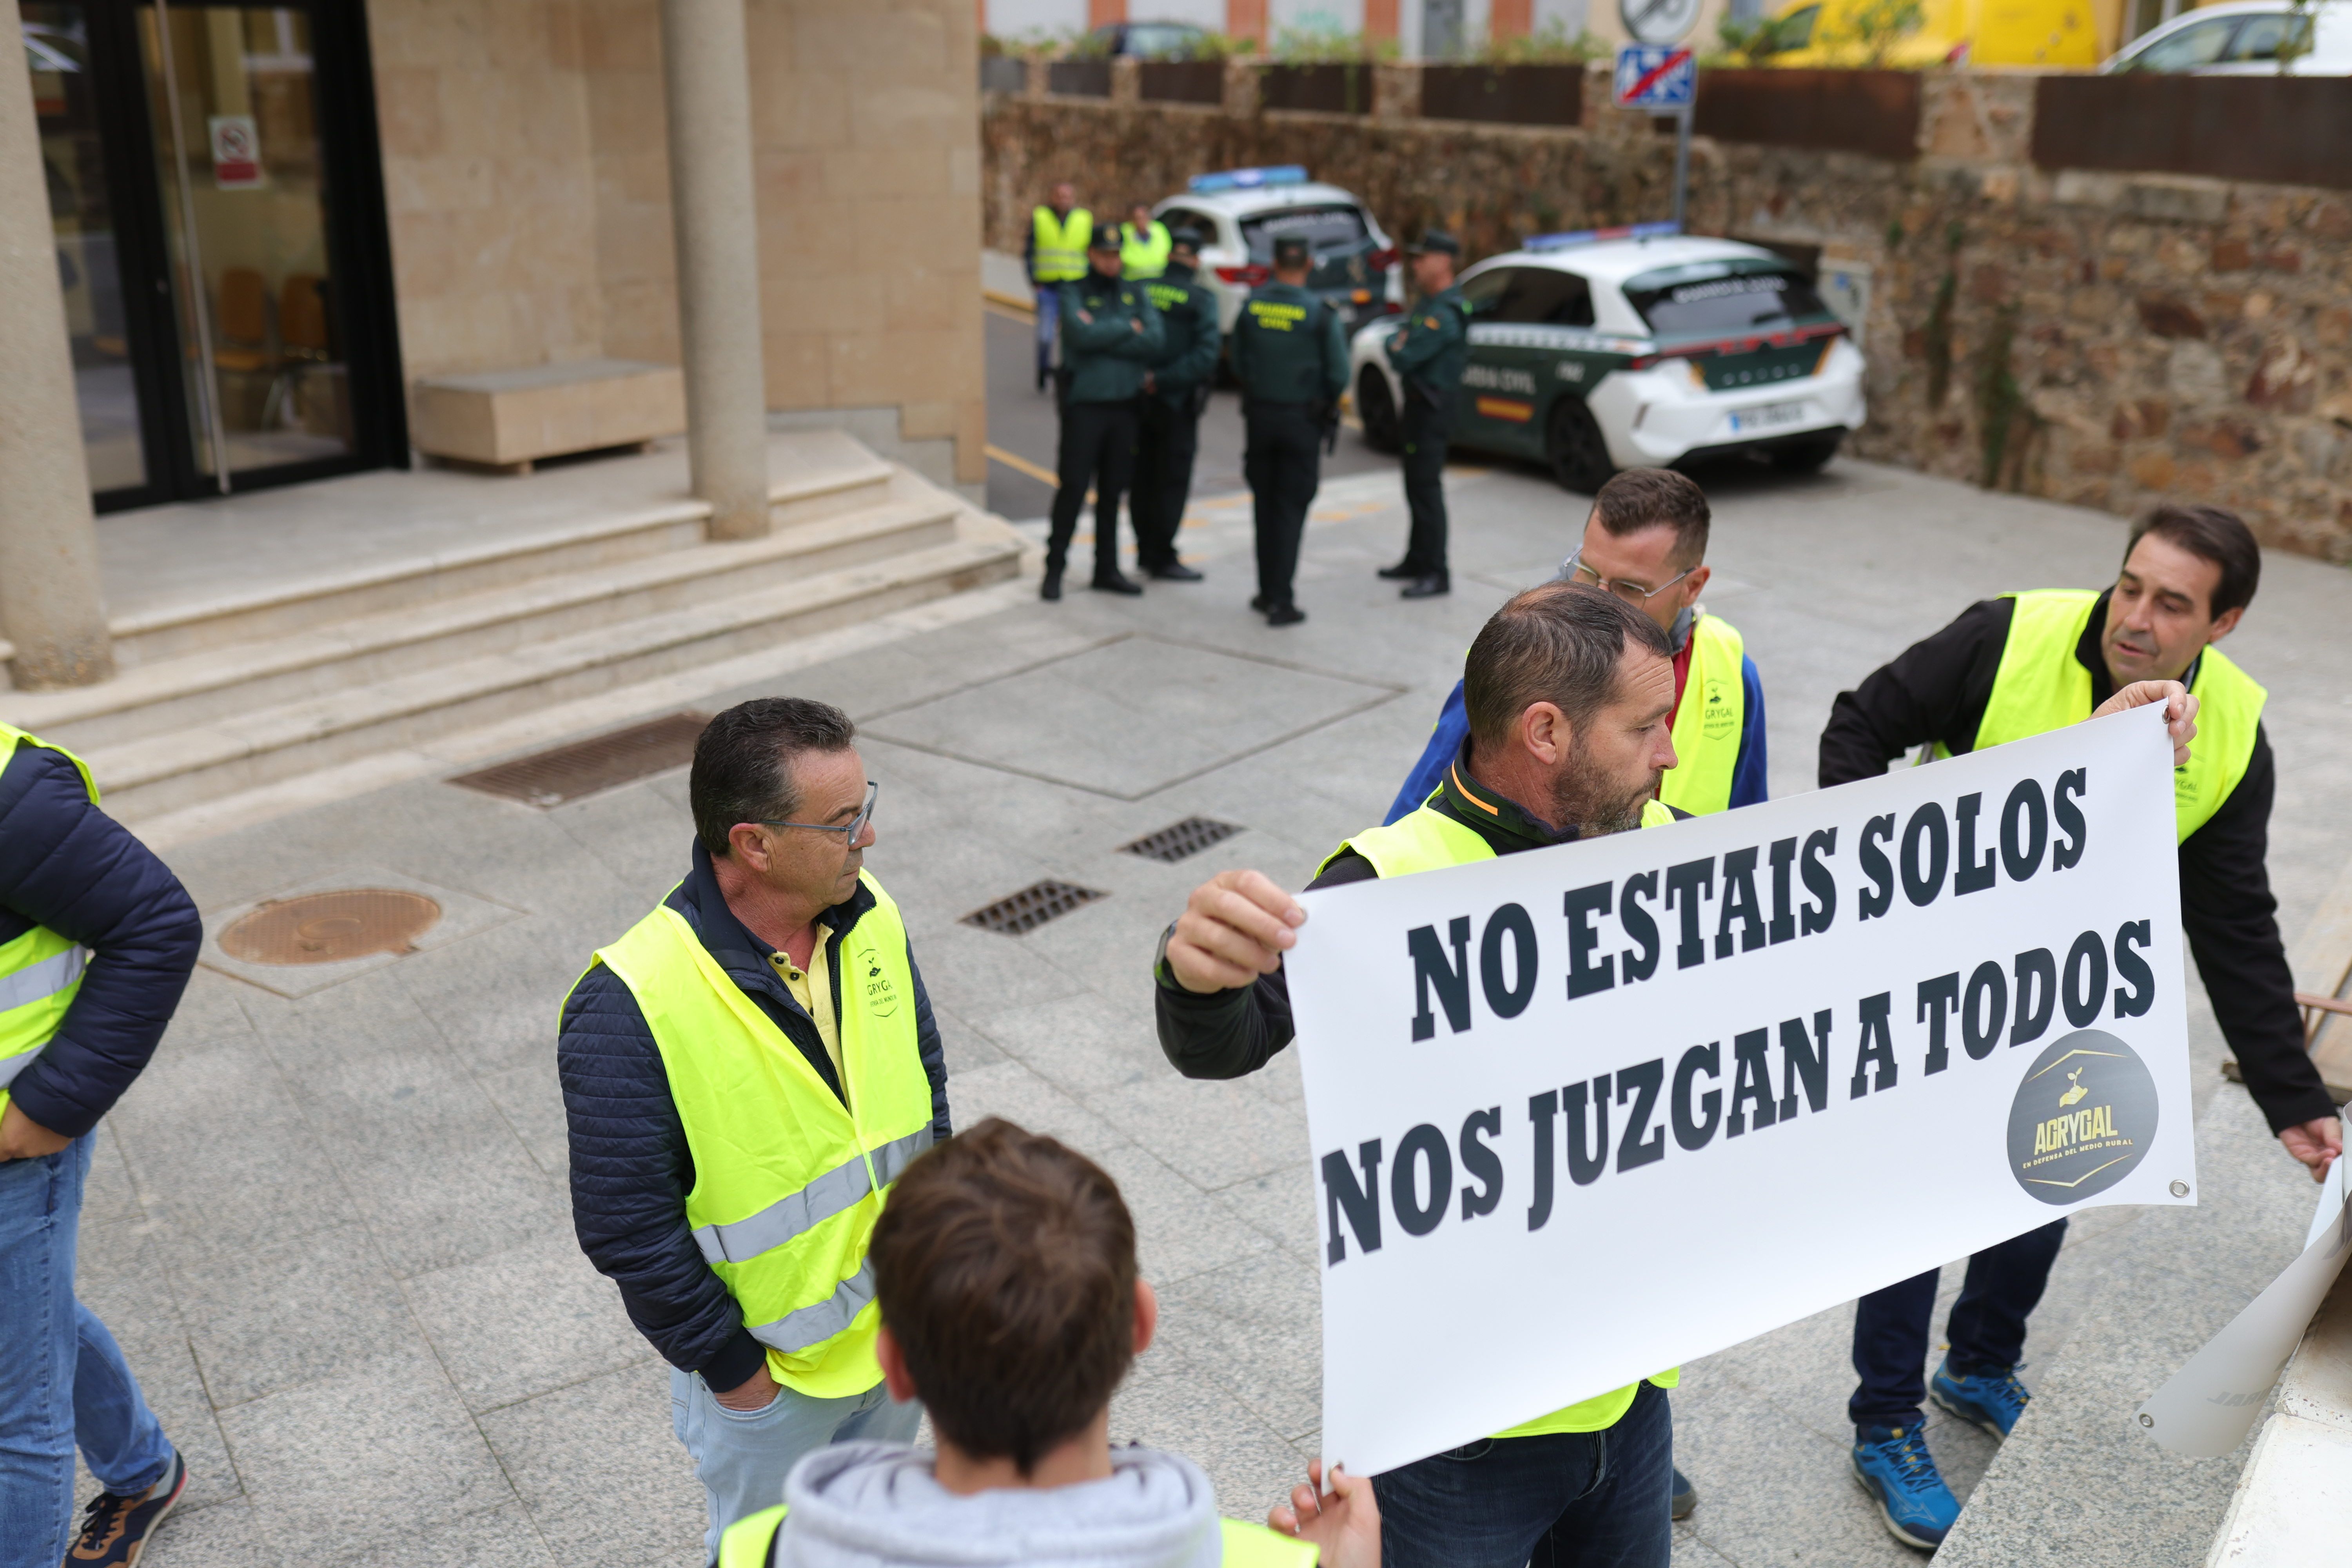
[17,0,986,518]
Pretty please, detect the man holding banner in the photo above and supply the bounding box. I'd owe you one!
[1819,503,2341,1548]
[1153,577,2200,1567]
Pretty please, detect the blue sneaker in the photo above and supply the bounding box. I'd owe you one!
[1931,1356,2032,1439]
[1851,1424,1959,1550]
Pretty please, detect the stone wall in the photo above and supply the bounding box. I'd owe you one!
[983,72,2352,562]
[368,0,986,487]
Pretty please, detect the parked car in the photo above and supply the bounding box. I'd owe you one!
[1349,225,1867,493]
[1765,0,2101,67]
[2102,0,2352,73]
[1152,166,1405,341]
[1083,19,1211,58]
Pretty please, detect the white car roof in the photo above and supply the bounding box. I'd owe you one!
[1467,235,1789,288]
[1163,182,1367,217]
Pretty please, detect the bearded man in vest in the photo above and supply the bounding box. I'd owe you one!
[1027,181,1092,391]
[1820,503,2341,1552]
[560,698,950,1558]
[1387,468,1766,828]
[0,723,201,1567]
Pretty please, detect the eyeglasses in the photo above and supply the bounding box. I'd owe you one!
[1559,549,1695,607]
[757,780,878,844]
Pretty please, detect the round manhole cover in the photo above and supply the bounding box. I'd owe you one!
[219,889,442,965]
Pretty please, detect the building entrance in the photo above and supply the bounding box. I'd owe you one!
[21,0,401,512]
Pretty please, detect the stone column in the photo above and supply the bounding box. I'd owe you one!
[0,43,111,688]
[661,0,769,540]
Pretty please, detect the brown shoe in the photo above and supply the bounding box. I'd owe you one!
[69,1450,184,1566]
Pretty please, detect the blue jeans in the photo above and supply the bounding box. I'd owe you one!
[1373,1381,1673,1568]
[1035,283,1060,376]
[1848,1217,2067,1429]
[670,1365,919,1557]
[0,1136,173,1568]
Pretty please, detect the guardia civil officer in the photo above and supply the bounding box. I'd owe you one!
[1232,234,1347,626]
[1819,503,2343,1552]
[1044,230,1165,601]
[1148,584,2197,1568]
[1120,200,1172,281]
[1388,468,1766,832]
[1026,181,1091,392]
[1131,225,1220,583]
[1377,231,1473,599]
[559,699,951,1559]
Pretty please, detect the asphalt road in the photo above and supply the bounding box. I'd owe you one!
[982,302,1400,523]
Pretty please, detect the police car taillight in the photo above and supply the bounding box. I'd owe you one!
[1216,264,1271,286]
[1367,247,1398,270]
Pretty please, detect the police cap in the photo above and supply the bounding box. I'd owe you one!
[1085,229,1122,254]
[1271,236,1312,268]
[1407,229,1461,258]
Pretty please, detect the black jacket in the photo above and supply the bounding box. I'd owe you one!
[1155,745,1687,1078]
[0,739,201,1140]
[1819,590,2336,1133]
[559,843,951,1392]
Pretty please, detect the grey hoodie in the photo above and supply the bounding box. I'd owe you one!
[774,1441,1226,1568]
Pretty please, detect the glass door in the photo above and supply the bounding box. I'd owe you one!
[16,0,403,509]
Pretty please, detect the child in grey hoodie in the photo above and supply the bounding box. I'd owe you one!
[712,1118,1376,1568]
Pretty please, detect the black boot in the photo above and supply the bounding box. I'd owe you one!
[1377,560,1420,580]
[1091,568,1143,596]
[1401,572,1451,599]
[1041,566,1063,602]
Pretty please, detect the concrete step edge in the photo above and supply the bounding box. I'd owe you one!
[84,535,1023,793]
[8,499,966,732]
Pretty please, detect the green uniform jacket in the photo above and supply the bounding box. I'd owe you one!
[1230,281,1347,407]
[1387,283,1471,404]
[1142,262,1221,410]
[1057,270,1165,405]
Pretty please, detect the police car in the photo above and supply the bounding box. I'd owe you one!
[1348,224,1868,492]
[1151,165,1405,342]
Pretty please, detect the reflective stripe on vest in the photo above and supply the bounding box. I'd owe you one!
[1964,590,2266,844]
[0,724,100,1118]
[1316,798,1677,1436]
[582,873,935,1398]
[712,1503,1316,1566]
[1122,219,1172,280]
[1659,613,1744,817]
[1033,205,1093,282]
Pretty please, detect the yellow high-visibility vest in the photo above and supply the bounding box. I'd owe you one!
[0,723,97,1124]
[1121,218,1172,280]
[576,872,936,1397]
[717,1503,1317,1568]
[1318,795,1681,1438]
[1945,589,2265,843]
[1032,205,1093,283]
[1659,613,1745,817]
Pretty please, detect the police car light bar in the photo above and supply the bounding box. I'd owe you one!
[1523,221,1681,252]
[1188,165,1310,194]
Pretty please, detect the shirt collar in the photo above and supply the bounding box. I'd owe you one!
[1437,738,1573,853]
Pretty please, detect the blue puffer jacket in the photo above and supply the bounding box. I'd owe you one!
[0,737,203,1140]
[558,842,951,1394]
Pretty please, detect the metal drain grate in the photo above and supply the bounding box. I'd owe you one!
[961,880,1108,936]
[219,889,442,965]
[1120,816,1243,864]
[448,713,709,807]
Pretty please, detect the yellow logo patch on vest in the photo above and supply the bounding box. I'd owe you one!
[1701,676,1737,742]
[1247,300,1306,331]
[855,940,900,1019]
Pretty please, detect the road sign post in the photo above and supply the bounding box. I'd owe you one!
[1613,44,1697,234]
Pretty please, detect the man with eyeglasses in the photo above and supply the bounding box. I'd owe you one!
[1386,467,1766,829]
[559,697,949,1558]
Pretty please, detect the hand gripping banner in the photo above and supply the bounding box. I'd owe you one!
[1285,705,2193,1476]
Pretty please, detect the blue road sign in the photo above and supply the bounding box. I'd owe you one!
[1613,44,1696,111]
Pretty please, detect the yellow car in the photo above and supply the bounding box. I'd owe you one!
[1766,0,2102,68]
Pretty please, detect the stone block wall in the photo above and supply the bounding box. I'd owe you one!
[369,0,986,488]
[984,71,2352,562]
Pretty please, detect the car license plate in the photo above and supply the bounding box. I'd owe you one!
[1731,401,1806,434]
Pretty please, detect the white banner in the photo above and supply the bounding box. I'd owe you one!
[1287,705,2195,1476]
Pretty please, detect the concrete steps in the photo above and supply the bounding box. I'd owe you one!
[8,435,1022,830]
